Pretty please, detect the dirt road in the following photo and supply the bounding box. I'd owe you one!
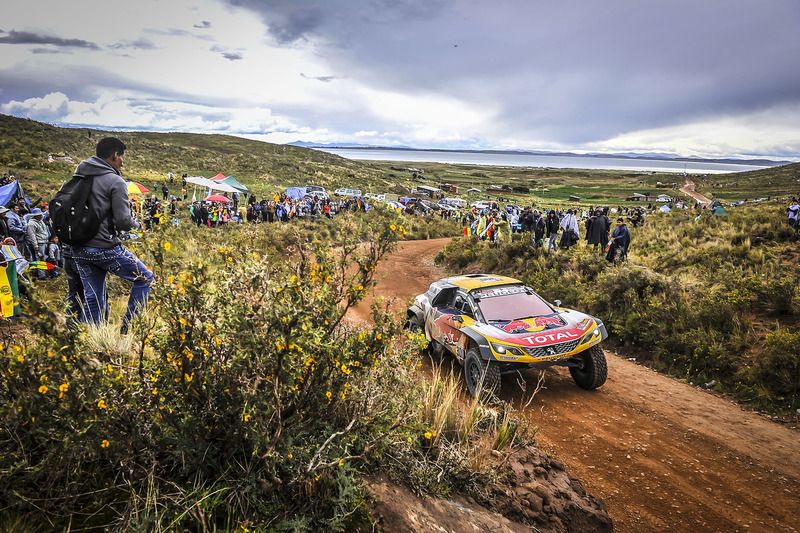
[352,238,800,533]
[681,179,712,205]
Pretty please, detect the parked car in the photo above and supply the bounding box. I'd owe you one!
[334,187,362,197]
[407,274,608,397]
[305,185,329,200]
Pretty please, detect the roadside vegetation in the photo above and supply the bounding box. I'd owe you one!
[0,213,531,531]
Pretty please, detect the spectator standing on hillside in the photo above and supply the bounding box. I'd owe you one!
[788,198,799,232]
[0,207,9,239]
[6,204,27,256]
[161,182,169,201]
[586,208,611,253]
[495,212,511,243]
[531,209,545,248]
[69,137,153,334]
[559,209,579,250]
[25,208,49,279]
[606,218,631,263]
[545,209,560,253]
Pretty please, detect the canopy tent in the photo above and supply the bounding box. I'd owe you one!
[184,176,240,202]
[211,172,227,181]
[218,175,249,194]
[712,206,727,216]
[659,205,671,212]
[0,181,24,208]
[184,176,238,192]
[286,187,306,199]
[708,199,723,209]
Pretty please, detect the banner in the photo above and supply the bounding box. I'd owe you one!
[0,260,19,318]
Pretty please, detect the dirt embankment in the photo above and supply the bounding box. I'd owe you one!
[352,237,800,533]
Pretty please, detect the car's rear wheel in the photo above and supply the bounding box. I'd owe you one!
[464,348,500,398]
[569,345,607,390]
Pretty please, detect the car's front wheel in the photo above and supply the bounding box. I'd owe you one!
[569,345,607,390]
[464,348,501,398]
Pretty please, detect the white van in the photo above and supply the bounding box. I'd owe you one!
[440,197,467,208]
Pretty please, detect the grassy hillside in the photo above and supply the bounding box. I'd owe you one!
[693,162,800,202]
[0,113,391,202]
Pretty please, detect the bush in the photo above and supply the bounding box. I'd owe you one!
[0,212,425,530]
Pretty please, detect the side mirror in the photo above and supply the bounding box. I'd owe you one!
[553,299,562,307]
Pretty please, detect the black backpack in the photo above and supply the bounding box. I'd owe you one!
[50,174,101,245]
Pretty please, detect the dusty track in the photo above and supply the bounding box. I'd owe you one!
[351,237,800,533]
[681,179,712,205]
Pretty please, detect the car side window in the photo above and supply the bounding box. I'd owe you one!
[454,294,474,317]
[431,287,457,308]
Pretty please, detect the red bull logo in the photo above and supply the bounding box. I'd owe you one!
[500,316,562,333]
[501,320,531,333]
[533,316,562,327]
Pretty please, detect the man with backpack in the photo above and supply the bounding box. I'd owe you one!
[65,137,153,334]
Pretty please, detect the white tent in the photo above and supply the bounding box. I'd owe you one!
[185,176,239,201]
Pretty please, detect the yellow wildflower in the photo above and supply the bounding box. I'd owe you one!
[424,432,432,439]
[164,242,171,251]
[101,439,110,448]
[38,385,48,394]
[59,383,68,393]
[97,399,107,409]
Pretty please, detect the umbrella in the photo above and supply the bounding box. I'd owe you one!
[126,181,149,194]
[204,194,231,203]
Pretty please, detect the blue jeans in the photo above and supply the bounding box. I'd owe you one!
[71,245,153,327]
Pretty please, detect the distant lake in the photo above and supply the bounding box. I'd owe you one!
[317,147,777,175]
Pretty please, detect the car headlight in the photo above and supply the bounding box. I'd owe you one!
[491,342,525,356]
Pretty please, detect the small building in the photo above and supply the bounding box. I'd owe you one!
[416,185,444,199]
[568,195,581,202]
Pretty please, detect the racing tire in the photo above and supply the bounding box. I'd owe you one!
[464,348,501,398]
[569,345,608,390]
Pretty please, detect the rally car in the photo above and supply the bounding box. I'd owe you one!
[407,274,608,397]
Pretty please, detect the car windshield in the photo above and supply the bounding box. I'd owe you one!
[475,291,553,322]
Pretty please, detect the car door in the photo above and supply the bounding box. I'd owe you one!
[437,291,475,356]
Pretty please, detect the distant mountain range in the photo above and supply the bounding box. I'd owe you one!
[286,141,794,167]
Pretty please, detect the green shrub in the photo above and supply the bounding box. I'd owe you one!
[0,212,423,531]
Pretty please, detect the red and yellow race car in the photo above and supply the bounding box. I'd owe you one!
[407,274,608,396]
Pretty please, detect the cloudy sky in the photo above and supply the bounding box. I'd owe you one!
[1,0,799,160]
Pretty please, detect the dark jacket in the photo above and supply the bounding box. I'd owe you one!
[545,213,560,236]
[610,223,631,250]
[586,214,611,245]
[73,156,140,249]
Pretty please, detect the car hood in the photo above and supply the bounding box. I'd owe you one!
[471,310,598,347]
